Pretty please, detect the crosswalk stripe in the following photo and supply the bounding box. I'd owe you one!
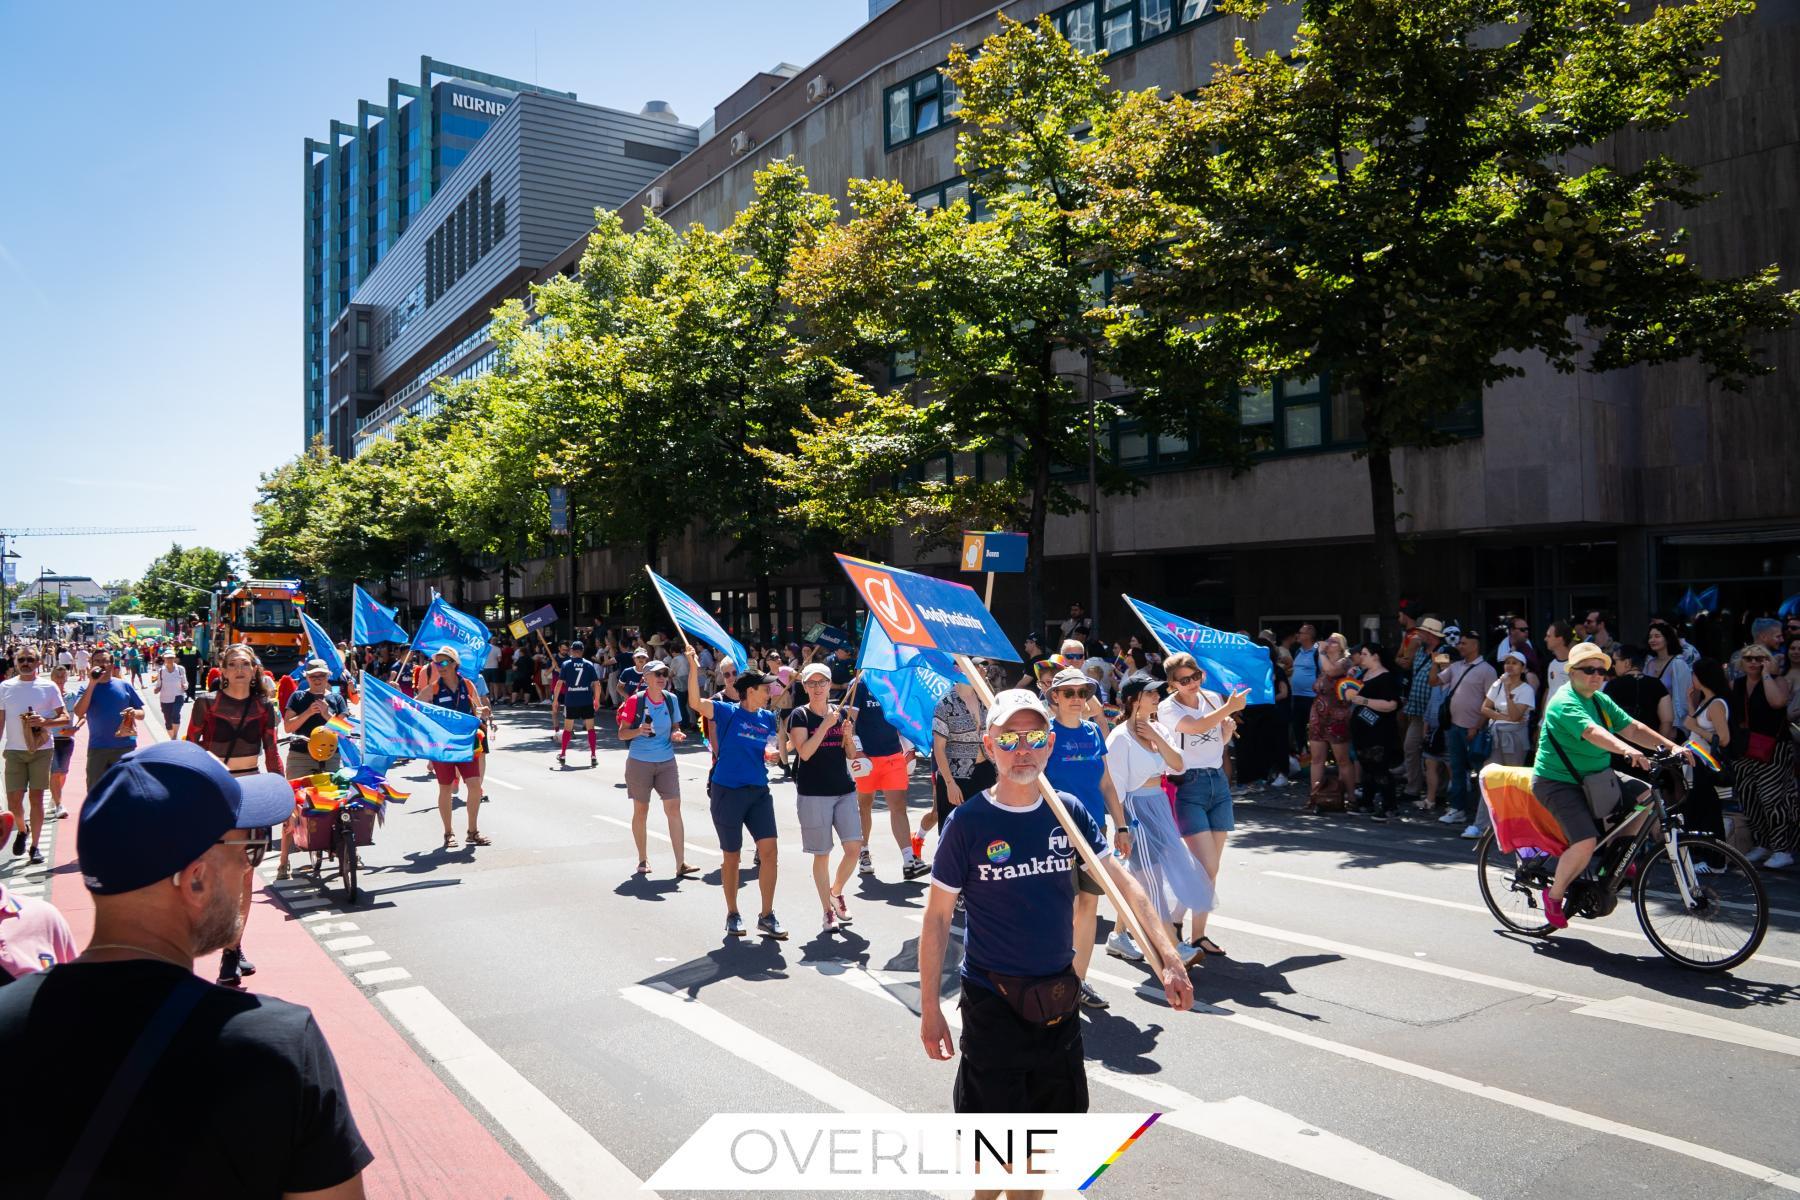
[324,935,374,952]
[1262,870,1800,971]
[338,950,391,966]
[379,985,656,1199]
[354,966,412,986]
[1571,996,1800,1058]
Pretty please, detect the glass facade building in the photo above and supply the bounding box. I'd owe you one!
[303,57,575,446]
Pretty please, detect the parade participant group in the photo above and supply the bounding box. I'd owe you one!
[3,587,1798,1200]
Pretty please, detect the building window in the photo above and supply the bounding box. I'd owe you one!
[912,177,985,220]
[884,64,961,150]
[1051,0,1218,58]
[355,316,370,349]
[493,196,507,241]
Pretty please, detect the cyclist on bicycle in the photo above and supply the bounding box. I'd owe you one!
[1533,642,1690,928]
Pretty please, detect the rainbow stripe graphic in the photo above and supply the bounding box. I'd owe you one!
[1078,1112,1160,1190]
[1684,739,1721,773]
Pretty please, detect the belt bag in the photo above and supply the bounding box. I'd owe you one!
[983,967,1081,1028]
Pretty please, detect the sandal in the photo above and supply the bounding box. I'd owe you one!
[635,860,651,875]
[465,830,492,847]
[676,863,699,878]
[442,833,460,850]
[1197,936,1226,957]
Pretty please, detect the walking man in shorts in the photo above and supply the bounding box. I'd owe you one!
[919,690,1191,1149]
[555,641,603,767]
[684,646,785,940]
[1,648,68,865]
[621,660,696,878]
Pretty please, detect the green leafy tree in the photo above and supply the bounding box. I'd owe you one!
[137,544,237,620]
[104,581,140,616]
[781,18,1159,638]
[1100,0,1799,614]
[247,440,341,581]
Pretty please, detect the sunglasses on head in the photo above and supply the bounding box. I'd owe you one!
[990,728,1050,752]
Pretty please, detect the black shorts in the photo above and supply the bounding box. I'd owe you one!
[564,703,596,721]
[934,760,997,826]
[953,981,1089,1114]
[711,783,777,854]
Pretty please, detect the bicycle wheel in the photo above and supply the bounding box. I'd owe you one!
[335,820,360,906]
[1475,830,1555,936]
[1635,837,1766,972]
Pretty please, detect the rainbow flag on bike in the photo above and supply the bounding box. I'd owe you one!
[1479,764,1568,858]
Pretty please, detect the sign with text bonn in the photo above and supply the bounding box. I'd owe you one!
[836,554,1018,662]
[959,531,1027,574]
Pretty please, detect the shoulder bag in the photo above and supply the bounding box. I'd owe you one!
[1546,695,1622,821]
[1428,664,1479,756]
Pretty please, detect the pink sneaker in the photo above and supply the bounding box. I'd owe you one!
[1541,889,1569,930]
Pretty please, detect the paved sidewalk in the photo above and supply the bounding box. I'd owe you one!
[46,722,552,1200]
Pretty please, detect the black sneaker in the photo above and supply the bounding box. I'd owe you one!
[236,950,257,977]
[217,948,243,987]
[756,912,789,940]
[725,912,746,938]
[903,857,931,880]
[1078,981,1109,1010]
[1369,809,1389,822]
[10,830,23,856]
[27,847,44,866]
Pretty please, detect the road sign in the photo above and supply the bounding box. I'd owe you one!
[835,554,1018,661]
[548,486,569,536]
[959,531,1027,574]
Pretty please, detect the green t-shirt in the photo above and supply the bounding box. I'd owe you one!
[1533,686,1630,784]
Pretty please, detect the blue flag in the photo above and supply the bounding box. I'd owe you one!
[353,584,410,646]
[299,610,346,682]
[647,568,749,671]
[856,620,960,748]
[359,674,480,762]
[1122,594,1274,703]
[330,710,394,777]
[410,596,492,666]
[1780,593,1800,620]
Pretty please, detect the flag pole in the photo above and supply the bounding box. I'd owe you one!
[646,565,696,657]
[948,652,1169,980]
[1122,594,1176,659]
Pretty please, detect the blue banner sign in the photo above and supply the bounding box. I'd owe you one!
[836,554,1018,662]
[1121,593,1274,703]
[960,531,1027,574]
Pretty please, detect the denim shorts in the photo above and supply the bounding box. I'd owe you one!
[1173,768,1233,835]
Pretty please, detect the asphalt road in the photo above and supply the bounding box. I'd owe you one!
[253,703,1800,1200]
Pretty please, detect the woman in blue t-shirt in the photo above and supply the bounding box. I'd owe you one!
[619,661,694,878]
[1043,668,1131,1011]
[683,645,787,941]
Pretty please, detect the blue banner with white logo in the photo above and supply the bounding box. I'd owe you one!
[836,554,1018,662]
[1122,594,1274,703]
[360,674,480,762]
[299,610,347,682]
[648,568,749,672]
[856,620,959,748]
[410,596,492,666]
[352,584,411,647]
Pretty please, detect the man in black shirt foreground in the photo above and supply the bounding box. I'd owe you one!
[0,740,372,1199]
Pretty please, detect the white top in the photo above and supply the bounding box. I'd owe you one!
[56,649,74,668]
[484,644,502,670]
[1105,720,1175,797]
[155,664,188,703]
[73,648,90,672]
[0,677,66,753]
[1694,695,1727,738]
[1546,658,1570,702]
[1159,690,1226,770]
[1484,678,1536,727]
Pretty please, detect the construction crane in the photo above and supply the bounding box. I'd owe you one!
[1,526,196,538]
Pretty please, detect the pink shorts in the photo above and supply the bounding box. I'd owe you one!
[854,752,910,794]
[431,759,480,783]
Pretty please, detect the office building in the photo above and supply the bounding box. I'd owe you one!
[424,0,1798,650]
[303,57,577,447]
[334,92,697,458]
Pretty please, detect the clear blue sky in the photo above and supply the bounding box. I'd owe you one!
[0,0,867,589]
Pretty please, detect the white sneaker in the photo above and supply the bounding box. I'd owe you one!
[1105,931,1143,962]
[1176,940,1203,968]
[1764,851,1796,870]
[1460,824,1482,839]
[1438,811,1464,825]
[1271,775,1291,788]
[1746,846,1772,864]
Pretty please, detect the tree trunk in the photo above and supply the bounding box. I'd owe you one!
[1364,438,1404,646]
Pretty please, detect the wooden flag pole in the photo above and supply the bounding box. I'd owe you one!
[948,652,1169,980]
[646,565,697,658]
[983,572,996,610]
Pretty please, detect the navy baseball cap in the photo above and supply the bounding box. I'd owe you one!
[78,741,296,895]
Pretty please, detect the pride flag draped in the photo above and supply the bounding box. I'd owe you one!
[410,596,492,666]
[1121,594,1275,703]
[353,584,411,646]
[360,674,481,762]
[647,568,749,671]
[1479,764,1568,858]
[855,620,959,749]
[299,610,347,682]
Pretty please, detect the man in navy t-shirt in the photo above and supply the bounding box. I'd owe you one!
[684,646,786,941]
[920,689,1192,1116]
[849,682,929,881]
[555,642,604,767]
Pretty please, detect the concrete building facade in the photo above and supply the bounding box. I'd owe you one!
[423,0,1799,656]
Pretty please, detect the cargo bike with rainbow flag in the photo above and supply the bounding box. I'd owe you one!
[1474,747,1767,971]
[290,765,408,905]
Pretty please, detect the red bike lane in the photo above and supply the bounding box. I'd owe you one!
[47,727,551,1200]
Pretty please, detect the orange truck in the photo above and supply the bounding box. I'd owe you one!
[212,579,309,674]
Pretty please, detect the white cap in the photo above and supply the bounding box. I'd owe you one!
[986,688,1051,729]
[799,662,833,683]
